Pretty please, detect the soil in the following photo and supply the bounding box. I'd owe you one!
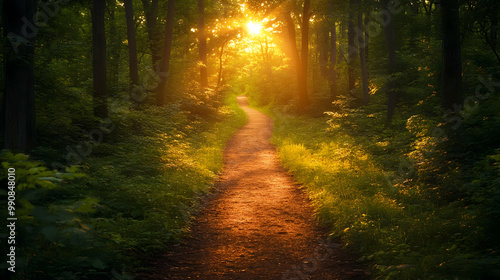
[141,96,371,280]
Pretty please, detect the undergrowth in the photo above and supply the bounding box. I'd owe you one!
[0,94,246,280]
[263,105,500,280]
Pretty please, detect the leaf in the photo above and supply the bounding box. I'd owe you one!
[41,226,58,241]
[91,259,108,270]
[70,197,99,213]
[38,177,63,183]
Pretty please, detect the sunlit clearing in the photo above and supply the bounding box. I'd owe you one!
[247,21,262,35]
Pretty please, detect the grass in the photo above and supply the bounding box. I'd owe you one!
[261,107,496,279]
[82,93,247,255]
[0,94,247,279]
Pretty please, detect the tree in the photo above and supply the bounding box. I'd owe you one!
[107,1,122,88]
[217,30,238,88]
[198,0,209,87]
[282,0,310,114]
[318,20,329,78]
[156,0,176,105]
[330,22,338,103]
[92,0,108,118]
[299,0,311,112]
[141,0,160,68]
[347,0,358,95]
[358,11,369,105]
[2,0,37,153]
[441,0,463,111]
[381,0,397,123]
[124,0,139,85]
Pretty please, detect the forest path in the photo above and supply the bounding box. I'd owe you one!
[144,96,370,279]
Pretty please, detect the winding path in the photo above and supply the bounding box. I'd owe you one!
[146,96,369,279]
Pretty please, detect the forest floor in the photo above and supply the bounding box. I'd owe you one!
[139,96,371,280]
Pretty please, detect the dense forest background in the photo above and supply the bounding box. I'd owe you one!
[1,0,499,279]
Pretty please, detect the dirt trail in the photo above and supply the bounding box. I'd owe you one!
[145,96,370,279]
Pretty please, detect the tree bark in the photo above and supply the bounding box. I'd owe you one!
[330,22,338,103]
[382,0,397,123]
[358,13,369,105]
[198,0,208,87]
[156,0,175,106]
[2,0,37,153]
[284,10,305,113]
[217,39,227,88]
[92,0,108,118]
[441,0,463,111]
[318,19,329,78]
[364,13,369,62]
[141,0,160,68]
[124,0,139,85]
[107,3,121,88]
[298,0,311,113]
[348,0,358,95]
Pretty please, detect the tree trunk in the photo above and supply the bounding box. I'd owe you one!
[358,13,369,105]
[198,0,208,88]
[382,0,397,123]
[2,0,37,153]
[141,0,160,68]
[92,0,108,118]
[364,13,369,62]
[124,0,139,85]
[284,10,307,113]
[298,0,311,113]
[107,3,121,88]
[348,0,358,95]
[330,22,338,103]
[441,0,463,111]
[217,39,227,88]
[318,20,329,78]
[156,0,175,106]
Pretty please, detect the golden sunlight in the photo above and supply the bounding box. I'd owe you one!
[246,21,263,35]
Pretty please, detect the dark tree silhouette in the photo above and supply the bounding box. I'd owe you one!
[156,0,176,105]
[330,22,338,103]
[124,0,139,85]
[441,0,463,111]
[141,0,160,68]
[2,0,37,153]
[347,0,358,95]
[198,0,209,87]
[92,0,108,118]
[358,12,369,105]
[381,0,397,123]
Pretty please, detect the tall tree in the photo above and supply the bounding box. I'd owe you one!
[156,0,176,105]
[381,0,397,123]
[441,0,463,111]
[347,0,358,95]
[92,0,108,118]
[198,0,209,87]
[358,12,369,105]
[318,20,330,78]
[2,0,37,153]
[141,0,160,68]
[299,0,311,112]
[107,2,121,88]
[282,0,310,113]
[330,22,338,103]
[124,0,139,85]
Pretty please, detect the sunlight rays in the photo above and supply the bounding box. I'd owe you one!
[246,21,263,35]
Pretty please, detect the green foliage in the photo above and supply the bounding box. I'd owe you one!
[0,92,245,279]
[267,106,500,279]
[0,152,114,280]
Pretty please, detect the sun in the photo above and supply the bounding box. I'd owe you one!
[246,21,263,35]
